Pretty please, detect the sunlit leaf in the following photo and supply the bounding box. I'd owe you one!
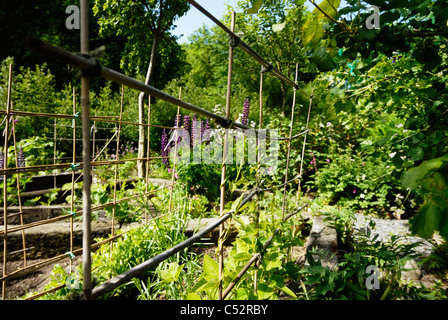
[302,18,325,45]
[246,0,263,14]
[312,0,341,21]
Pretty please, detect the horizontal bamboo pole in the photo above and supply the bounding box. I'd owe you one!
[0,110,175,130]
[91,185,261,299]
[25,37,252,131]
[0,184,172,236]
[91,212,233,299]
[186,0,301,91]
[23,284,66,300]
[0,225,138,283]
[0,155,174,176]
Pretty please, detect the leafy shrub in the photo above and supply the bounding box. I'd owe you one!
[308,149,406,215]
[298,226,445,300]
[189,196,306,300]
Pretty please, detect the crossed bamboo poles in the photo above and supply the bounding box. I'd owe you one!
[1,0,314,300]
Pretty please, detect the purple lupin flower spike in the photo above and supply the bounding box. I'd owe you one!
[242,99,250,126]
[183,115,191,133]
[202,118,211,143]
[161,128,170,168]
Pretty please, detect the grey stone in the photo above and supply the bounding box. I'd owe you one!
[306,215,338,269]
[402,259,422,281]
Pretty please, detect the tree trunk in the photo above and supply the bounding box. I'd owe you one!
[138,33,159,178]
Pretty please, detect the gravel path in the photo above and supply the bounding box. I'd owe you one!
[353,213,437,258]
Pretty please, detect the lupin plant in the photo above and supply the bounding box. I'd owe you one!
[161,128,170,169]
[202,118,211,142]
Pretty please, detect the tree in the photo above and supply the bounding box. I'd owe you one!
[302,0,448,239]
[234,0,311,116]
[0,0,126,92]
[93,0,190,178]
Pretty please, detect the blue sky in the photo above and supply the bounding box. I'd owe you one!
[172,0,349,43]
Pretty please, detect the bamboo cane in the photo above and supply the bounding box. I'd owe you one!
[69,85,76,273]
[111,85,124,243]
[218,11,236,300]
[281,64,299,220]
[144,94,152,224]
[298,90,314,196]
[11,110,27,269]
[2,63,13,300]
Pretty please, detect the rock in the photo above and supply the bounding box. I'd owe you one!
[402,259,422,281]
[306,215,338,269]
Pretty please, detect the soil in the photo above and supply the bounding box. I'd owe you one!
[1,256,82,300]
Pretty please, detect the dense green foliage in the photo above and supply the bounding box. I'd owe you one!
[3,0,448,300]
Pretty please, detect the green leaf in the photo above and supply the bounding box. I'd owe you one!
[402,154,448,190]
[202,254,219,281]
[266,259,282,271]
[160,262,184,284]
[231,194,245,213]
[410,201,443,238]
[270,274,298,298]
[190,276,218,293]
[302,18,325,45]
[409,146,424,162]
[421,172,447,195]
[257,283,275,299]
[233,251,253,261]
[185,293,202,300]
[246,0,263,14]
[338,5,365,15]
[312,0,341,21]
[310,47,336,71]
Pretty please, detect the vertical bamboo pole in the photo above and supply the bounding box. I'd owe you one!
[281,64,299,220]
[11,109,27,268]
[92,120,96,183]
[218,11,236,300]
[112,86,124,242]
[298,90,314,196]
[145,95,151,224]
[54,118,57,189]
[69,86,76,273]
[168,87,182,214]
[253,66,264,293]
[255,68,264,233]
[80,0,92,300]
[2,63,12,300]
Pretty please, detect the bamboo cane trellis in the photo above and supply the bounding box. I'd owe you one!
[1,0,314,300]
